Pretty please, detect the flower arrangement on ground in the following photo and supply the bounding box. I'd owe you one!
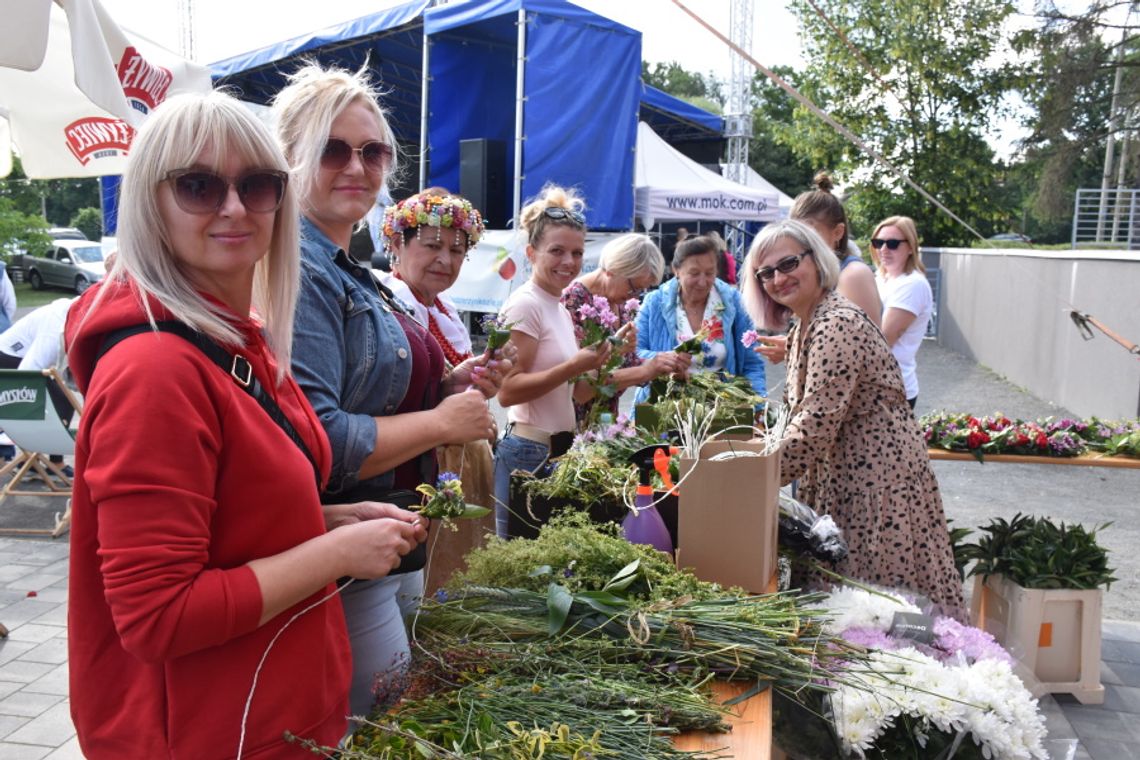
[920,411,1140,461]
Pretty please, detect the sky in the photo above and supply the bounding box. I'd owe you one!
[100,0,804,77]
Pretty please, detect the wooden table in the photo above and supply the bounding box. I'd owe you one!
[673,681,771,758]
[673,570,779,758]
[928,449,1140,470]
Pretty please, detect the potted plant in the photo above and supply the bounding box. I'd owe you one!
[960,513,1116,704]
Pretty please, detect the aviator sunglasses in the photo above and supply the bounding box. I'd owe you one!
[870,237,906,250]
[163,169,288,215]
[320,138,393,173]
[542,206,587,226]
[755,250,812,283]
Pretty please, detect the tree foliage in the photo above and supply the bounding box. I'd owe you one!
[0,198,51,261]
[749,66,817,197]
[784,0,1021,245]
[0,155,101,228]
[70,207,104,242]
[1013,1,1139,241]
[641,61,725,110]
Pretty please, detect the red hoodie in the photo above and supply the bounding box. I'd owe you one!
[65,280,351,759]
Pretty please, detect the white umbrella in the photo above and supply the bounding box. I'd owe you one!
[0,0,213,179]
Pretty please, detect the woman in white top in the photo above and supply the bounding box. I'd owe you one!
[492,185,612,537]
[870,215,932,408]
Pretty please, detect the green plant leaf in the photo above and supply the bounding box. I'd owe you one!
[547,582,573,635]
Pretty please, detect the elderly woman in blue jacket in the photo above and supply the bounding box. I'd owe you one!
[634,235,766,403]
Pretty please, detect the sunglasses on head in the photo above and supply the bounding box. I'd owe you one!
[542,206,586,226]
[320,138,393,173]
[163,169,287,215]
[870,237,905,250]
[755,250,812,283]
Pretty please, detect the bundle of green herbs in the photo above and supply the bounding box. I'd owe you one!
[342,636,730,759]
[639,371,764,436]
[452,512,715,601]
[518,422,673,506]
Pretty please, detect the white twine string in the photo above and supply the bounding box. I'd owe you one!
[236,576,355,760]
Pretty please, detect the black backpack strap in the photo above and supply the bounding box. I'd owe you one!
[97,321,322,491]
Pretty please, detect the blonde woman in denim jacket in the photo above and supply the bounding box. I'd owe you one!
[274,63,507,721]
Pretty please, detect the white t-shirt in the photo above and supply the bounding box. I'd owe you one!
[877,270,931,400]
[500,280,578,434]
[0,297,76,371]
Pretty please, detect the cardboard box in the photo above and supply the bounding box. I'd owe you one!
[677,439,779,592]
[971,574,1104,704]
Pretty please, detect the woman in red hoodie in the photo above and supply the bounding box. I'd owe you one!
[64,91,427,759]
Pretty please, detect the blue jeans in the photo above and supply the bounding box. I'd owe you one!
[492,433,549,538]
[339,570,423,721]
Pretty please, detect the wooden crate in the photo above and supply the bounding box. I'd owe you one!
[971,574,1104,704]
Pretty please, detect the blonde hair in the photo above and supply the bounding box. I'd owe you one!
[83,90,299,380]
[518,184,586,247]
[741,219,840,331]
[870,215,924,275]
[272,61,398,216]
[600,233,664,283]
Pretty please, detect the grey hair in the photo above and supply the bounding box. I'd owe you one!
[83,90,299,381]
[741,219,840,331]
[271,60,398,216]
[599,233,664,283]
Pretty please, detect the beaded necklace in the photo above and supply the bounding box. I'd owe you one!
[394,271,472,366]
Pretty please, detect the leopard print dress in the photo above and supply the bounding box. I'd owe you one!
[781,290,966,621]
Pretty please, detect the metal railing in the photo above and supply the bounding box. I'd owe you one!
[1072,188,1140,248]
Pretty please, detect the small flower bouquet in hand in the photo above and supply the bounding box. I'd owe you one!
[479,314,516,358]
[413,472,490,531]
[573,295,635,404]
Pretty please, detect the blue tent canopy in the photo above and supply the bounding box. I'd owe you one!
[211,0,430,140]
[208,0,723,230]
[640,82,724,143]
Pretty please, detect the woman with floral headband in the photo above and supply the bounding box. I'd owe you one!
[377,188,510,591]
[273,63,510,720]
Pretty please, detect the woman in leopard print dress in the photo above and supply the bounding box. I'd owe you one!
[741,220,965,621]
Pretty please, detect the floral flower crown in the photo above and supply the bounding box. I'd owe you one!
[382,193,485,252]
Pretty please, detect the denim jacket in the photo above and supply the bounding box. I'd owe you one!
[633,277,766,404]
[292,218,412,496]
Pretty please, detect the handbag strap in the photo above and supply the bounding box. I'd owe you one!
[95,321,321,490]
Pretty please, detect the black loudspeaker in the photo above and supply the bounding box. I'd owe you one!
[459,138,507,228]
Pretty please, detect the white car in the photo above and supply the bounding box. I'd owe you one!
[24,239,107,293]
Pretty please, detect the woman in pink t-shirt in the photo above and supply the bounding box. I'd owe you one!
[492,185,613,536]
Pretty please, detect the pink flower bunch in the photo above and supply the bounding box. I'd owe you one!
[741,329,760,348]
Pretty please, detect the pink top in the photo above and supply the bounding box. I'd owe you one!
[500,280,578,434]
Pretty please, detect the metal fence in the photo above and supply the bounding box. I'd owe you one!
[1072,188,1140,248]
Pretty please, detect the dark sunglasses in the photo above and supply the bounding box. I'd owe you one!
[755,250,812,283]
[870,237,906,250]
[320,138,393,173]
[542,206,586,226]
[163,169,287,215]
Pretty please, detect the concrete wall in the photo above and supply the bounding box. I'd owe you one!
[926,247,1140,419]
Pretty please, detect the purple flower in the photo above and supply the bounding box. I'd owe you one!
[741,329,760,348]
[438,471,460,483]
[931,617,1013,665]
[434,588,449,602]
[840,626,898,652]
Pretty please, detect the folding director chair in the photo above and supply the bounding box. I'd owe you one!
[0,368,82,537]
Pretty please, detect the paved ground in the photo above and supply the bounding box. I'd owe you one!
[0,339,1137,757]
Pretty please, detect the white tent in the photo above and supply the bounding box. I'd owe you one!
[728,164,794,219]
[0,0,212,179]
[634,121,780,228]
